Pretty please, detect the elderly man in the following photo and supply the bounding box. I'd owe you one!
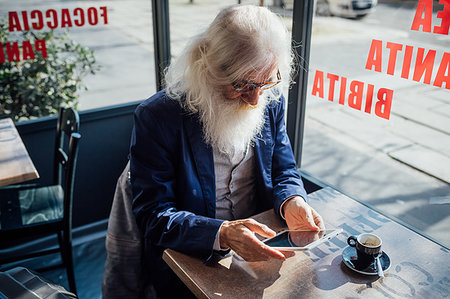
[130,5,324,298]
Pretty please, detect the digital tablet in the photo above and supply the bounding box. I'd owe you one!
[262,228,342,251]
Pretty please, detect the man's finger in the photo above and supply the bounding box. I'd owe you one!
[310,207,325,229]
[242,230,286,261]
[243,219,276,238]
[260,243,286,260]
[245,232,286,260]
[280,250,295,258]
[314,212,326,230]
[304,209,320,230]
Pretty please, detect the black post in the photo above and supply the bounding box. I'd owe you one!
[286,0,314,167]
[151,0,171,91]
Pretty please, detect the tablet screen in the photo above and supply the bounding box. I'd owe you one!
[263,229,338,248]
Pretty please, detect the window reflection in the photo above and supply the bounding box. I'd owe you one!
[304,0,450,247]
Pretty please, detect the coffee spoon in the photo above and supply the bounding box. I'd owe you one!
[375,254,384,277]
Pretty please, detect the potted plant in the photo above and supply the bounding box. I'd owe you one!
[0,21,99,121]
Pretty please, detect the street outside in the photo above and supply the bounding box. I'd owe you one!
[302,1,450,247]
[1,0,449,247]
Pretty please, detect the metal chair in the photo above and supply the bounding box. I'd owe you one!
[0,107,81,294]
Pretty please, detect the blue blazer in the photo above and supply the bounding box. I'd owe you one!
[130,90,307,290]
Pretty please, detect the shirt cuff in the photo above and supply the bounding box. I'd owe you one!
[279,195,306,220]
[213,221,229,251]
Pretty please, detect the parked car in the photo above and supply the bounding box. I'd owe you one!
[277,0,378,18]
[317,0,378,18]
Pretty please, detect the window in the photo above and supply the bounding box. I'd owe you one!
[169,0,229,59]
[1,0,155,121]
[302,0,450,247]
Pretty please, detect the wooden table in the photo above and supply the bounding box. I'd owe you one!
[0,118,39,186]
[163,187,450,298]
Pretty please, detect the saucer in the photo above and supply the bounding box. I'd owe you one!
[342,246,391,275]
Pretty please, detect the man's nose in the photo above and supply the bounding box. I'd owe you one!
[242,88,263,106]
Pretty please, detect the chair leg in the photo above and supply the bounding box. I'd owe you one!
[65,242,77,294]
[58,231,77,294]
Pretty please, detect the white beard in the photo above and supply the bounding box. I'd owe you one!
[197,93,268,155]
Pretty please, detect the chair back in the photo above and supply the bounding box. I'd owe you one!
[52,107,81,234]
[0,107,81,295]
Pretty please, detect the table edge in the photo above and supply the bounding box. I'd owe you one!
[162,250,211,299]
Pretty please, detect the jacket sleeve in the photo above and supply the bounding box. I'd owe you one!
[129,100,223,259]
[270,95,309,218]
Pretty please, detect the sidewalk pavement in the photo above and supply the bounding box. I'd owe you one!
[46,0,450,248]
[1,0,448,247]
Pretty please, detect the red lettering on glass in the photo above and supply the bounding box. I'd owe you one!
[365,39,448,89]
[339,76,347,105]
[22,40,35,60]
[0,40,48,63]
[386,42,403,75]
[413,48,436,84]
[312,70,324,98]
[311,70,394,120]
[364,84,374,114]
[348,80,364,110]
[433,52,450,89]
[73,8,85,27]
[411,0,433,32]
[0,44,5,63]
[433,0,450,34]
[7,7,108,31]
[8,12,22,32]
[46,9,58,29]
[326,73,339,102]
[31,10,44,30]
[87,7,98,25]
[365,39,382,72]
[6,42,20,62]
[34,40,47,59]
[411,0,450,34]
[61,8,73,28]
[21,11,30,31]
[375,89,393,120]
[99,6,108,24]
[401,45,414,79]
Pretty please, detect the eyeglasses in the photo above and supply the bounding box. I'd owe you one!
[231,70,281,93]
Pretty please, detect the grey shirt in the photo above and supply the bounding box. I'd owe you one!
[214,144,257,221]
[212,144,258,251]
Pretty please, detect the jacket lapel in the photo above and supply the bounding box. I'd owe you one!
[184,113,216,217]
[254,111,273,179]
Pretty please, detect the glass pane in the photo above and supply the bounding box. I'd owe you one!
[169,0,229,59]
[303,0,450,246]
[168,0,294,110]
[0,0,155,121]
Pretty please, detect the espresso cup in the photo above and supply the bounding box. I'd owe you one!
[347,233,382,267]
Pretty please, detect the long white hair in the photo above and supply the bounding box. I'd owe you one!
[165,4,295,117]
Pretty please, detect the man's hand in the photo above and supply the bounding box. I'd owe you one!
[283,196,325,231]
[219,219,286,262]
